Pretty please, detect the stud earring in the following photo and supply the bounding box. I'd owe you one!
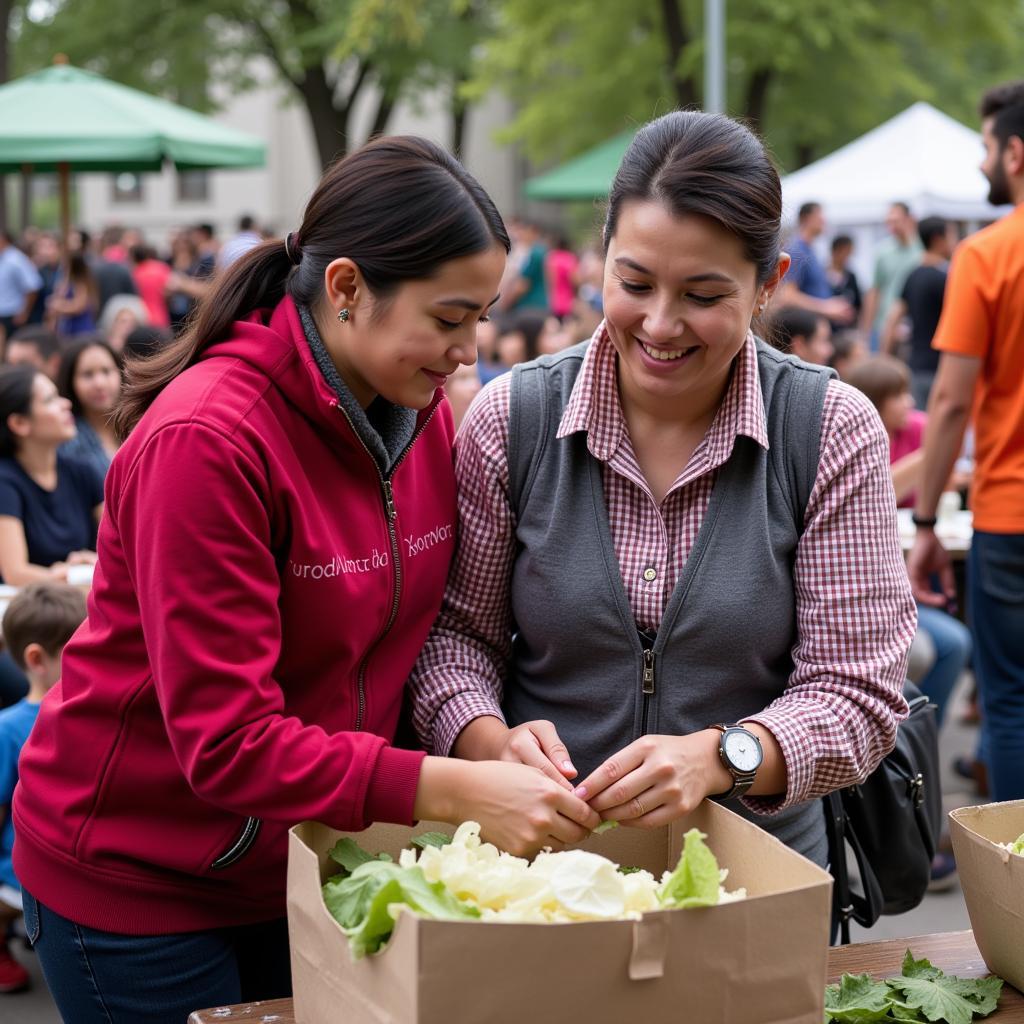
[337,308,350,323]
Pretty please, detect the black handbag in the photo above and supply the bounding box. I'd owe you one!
[824,681,943,944]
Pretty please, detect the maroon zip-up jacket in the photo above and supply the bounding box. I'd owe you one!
[14,297,455,934]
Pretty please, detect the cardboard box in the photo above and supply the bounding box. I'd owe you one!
[949,800,1024,993]
[287,800,833,1024]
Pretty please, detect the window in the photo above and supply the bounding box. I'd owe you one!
[177,170,210,202]
[111,173,143,203]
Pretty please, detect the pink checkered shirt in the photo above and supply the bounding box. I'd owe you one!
[409,327,915,813]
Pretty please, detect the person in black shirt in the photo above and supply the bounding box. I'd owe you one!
[880,217,955,410]
[826,234,863,324]
[0,366,103,587]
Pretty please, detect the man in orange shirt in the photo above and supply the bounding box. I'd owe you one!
[908,80,1024,802]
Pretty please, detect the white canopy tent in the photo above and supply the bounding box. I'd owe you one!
[780,102,1008,283]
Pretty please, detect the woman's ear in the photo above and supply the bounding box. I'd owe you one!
[762,254,791,304]
[323,258,365,318]
[6,411,30,441]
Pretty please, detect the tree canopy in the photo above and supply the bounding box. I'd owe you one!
[469,0,1024,170]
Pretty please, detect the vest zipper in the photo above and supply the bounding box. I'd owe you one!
[331,399,439,732]
[641,648,656,733]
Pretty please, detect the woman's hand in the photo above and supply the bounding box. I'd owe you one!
[574,732,731,829]
[414,756,601,857]
[453,717,577,789]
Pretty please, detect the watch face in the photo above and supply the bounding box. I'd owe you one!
[723,730,762,772]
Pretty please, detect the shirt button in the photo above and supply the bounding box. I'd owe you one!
[642,567,657,582]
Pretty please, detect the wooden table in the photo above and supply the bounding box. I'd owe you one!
[190,929,1023,1022]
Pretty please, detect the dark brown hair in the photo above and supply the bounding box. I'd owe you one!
[843,355,910,414]
[604,111,782,284]
[0,364,40,458]
[115,136,510,439]
[980,80,1024,148]
[2,582,87,670]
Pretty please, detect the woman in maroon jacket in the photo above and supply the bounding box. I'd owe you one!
[12,137,598,1022]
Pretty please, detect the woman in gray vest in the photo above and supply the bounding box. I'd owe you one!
[409,111,916,864]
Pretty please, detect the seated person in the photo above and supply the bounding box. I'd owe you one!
[0,365,104,587]
[845,355,971,731]
[57,339,124,481]
[0,582,88,993]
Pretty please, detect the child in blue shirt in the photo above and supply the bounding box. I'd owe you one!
[0,583,86,994]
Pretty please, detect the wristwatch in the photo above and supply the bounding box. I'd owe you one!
[710,723,763,800]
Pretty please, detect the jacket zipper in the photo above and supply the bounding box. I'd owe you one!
[333,400,439,732]
[210,401,438,872]
[640,648,656,734]
[210,816,262,870]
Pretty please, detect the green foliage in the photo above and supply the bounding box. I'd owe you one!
[471,0,1024,170]
[10,0,496,166]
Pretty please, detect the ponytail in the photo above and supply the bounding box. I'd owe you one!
[114,135,510,440]
[114,240,293,439]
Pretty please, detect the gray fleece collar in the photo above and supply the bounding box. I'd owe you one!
[298,305,418,473]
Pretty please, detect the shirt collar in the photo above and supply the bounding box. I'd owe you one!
[557,323,769,465]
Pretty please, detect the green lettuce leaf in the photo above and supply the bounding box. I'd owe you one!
[327,837,392,874]
[1009,831,1024,855]
[410,831,452,850]
[593,820,619,834]
[658,828,720,909]
[824,974,894,1022]
[322,861,480,959]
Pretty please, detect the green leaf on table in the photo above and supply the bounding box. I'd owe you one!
[410,831,452,850]
[824,973,894,1022]
[327,837,392,874]
[946,976,1003,1016]
[901,950,943,981]
[658,828,720,908]
[886,975,992,1024]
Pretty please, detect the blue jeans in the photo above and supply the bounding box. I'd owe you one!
[968,531,1024,802]
[22,890,291,1023]
[915,604,972,729]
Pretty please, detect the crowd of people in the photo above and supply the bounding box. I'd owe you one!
[0,77,1019,1023]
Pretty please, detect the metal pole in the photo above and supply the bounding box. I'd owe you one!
[58,162,71,255]
[704,0,725,114]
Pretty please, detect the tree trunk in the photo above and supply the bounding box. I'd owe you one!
[451,78,469,156]
[19,168,31,233]
[795,141,816,169]
[297,63,350,170]
[368,85,397,141]
[743,67,773,135]
[658,0,698,109]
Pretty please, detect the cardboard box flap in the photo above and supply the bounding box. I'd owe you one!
[948,800,1024,994]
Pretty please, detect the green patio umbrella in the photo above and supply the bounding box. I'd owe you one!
[0,58,266,243]
[523,129,637,201]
